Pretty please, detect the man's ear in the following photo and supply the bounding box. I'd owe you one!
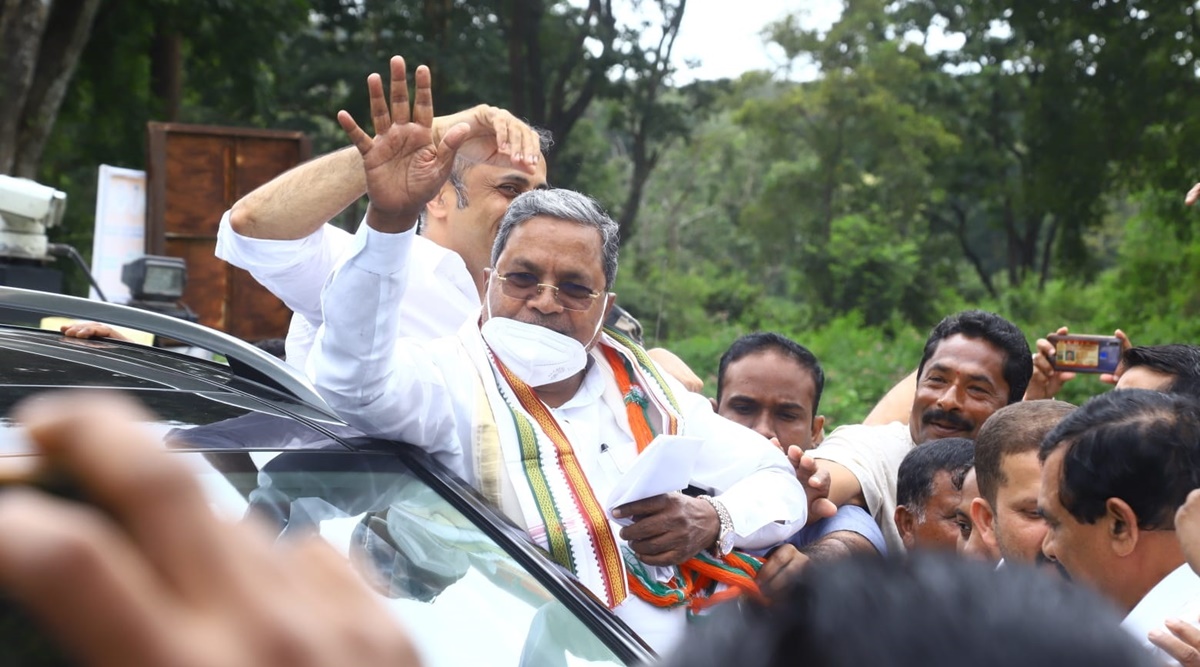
[709,396,719,412]
[425,185,452,221]
[1106,497,1140,557]
[811,415,826,445]
[895,506,917,551]
[601,292,617,325]
[970,497,998,552]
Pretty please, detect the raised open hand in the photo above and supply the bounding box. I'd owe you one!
[787,446,838,524]
[338,56,470,233]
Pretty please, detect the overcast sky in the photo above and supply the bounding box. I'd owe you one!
[665,1,973,83]
[669,1,843,83]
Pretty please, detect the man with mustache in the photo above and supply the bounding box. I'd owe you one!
[802,310,1033,554]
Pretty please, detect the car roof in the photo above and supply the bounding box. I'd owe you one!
[0,285,346,449]
[0,286,330,412]
[0,323,351,448]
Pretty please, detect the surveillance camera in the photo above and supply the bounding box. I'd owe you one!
[0,175,67,260]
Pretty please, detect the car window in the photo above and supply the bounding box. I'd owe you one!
[187,451,631,667]
[0,387,347,455]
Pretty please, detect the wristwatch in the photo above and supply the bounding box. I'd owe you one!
[698,494,735,557]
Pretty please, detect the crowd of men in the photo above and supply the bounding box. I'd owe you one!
[12,57,1200,665]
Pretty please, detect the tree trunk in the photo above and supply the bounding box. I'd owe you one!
[0,0,52,175]
[947,203,998,299]
[150,25,183,122]
[422,0,452,96]
[505,0,529,120]
[543,0,613,167]
[3,0,101,177]
[1037,217,1058,290]
[616,135,657,243]
[615,0,686,244]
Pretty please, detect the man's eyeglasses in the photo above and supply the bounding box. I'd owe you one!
[495,272,601,311]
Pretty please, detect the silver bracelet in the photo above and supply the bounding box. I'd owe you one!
[698,494,735,557]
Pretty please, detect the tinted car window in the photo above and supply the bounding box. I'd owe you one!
[192,451,630,666]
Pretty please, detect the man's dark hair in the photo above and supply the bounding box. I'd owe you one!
[1123,344,1200,398]
[715,332,825,417]
[1040,389,1200,530]
[659,554,1157,667]
[896,438,975,520]
[975,400,1075,506]
[916,310,1032,405]
[252,338,286,360]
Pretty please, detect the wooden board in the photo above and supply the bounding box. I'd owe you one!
[145,123,310,342]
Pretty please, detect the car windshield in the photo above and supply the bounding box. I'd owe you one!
[188,449,628,666]
[0,390,632,666]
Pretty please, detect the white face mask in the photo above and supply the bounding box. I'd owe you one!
[481,317,589,387]
[481,273,607,387]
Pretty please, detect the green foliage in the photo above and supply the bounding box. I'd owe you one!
[796,313,927,428]
[24,0,1200,427]
[608,0,1200,433]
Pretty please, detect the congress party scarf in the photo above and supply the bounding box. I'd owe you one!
[466,323,763,611]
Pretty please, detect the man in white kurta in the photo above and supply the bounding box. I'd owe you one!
[216,212,479,370]
[314,203,806,654]
[308,65,807,653]
[214,90,549,369]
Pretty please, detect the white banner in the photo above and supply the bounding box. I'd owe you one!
[91,165,146,303]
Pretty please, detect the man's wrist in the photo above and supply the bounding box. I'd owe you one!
[698,494,735,557]
[364,204,420,234]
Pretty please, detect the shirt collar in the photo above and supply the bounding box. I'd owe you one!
[1121,563,1200,637]
[553,357,605,411]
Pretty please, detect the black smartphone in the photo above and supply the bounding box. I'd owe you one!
[1047,334,1122,374]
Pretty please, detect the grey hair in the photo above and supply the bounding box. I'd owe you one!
[490,189,620,290]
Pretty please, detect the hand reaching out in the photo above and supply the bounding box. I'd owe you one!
[755,544,809,600]
[338,56,470,233]
[1025,327,1076,400]
[60,321,132,342]
[787,446,838,523]
[433,105,543,173]
[0,392,420,667]
[1149,488,1200,664]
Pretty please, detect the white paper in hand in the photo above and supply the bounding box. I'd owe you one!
[605,435,705,526]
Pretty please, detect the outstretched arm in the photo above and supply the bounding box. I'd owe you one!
[863,369,917,426]
[311,57,473,464]
[229,146,365,240]
[229,100,542,241]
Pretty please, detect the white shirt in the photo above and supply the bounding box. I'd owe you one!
[1121,563,1200,665]
[214,211,479,369]
[807,421,914,555]
[310,223,808,653]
